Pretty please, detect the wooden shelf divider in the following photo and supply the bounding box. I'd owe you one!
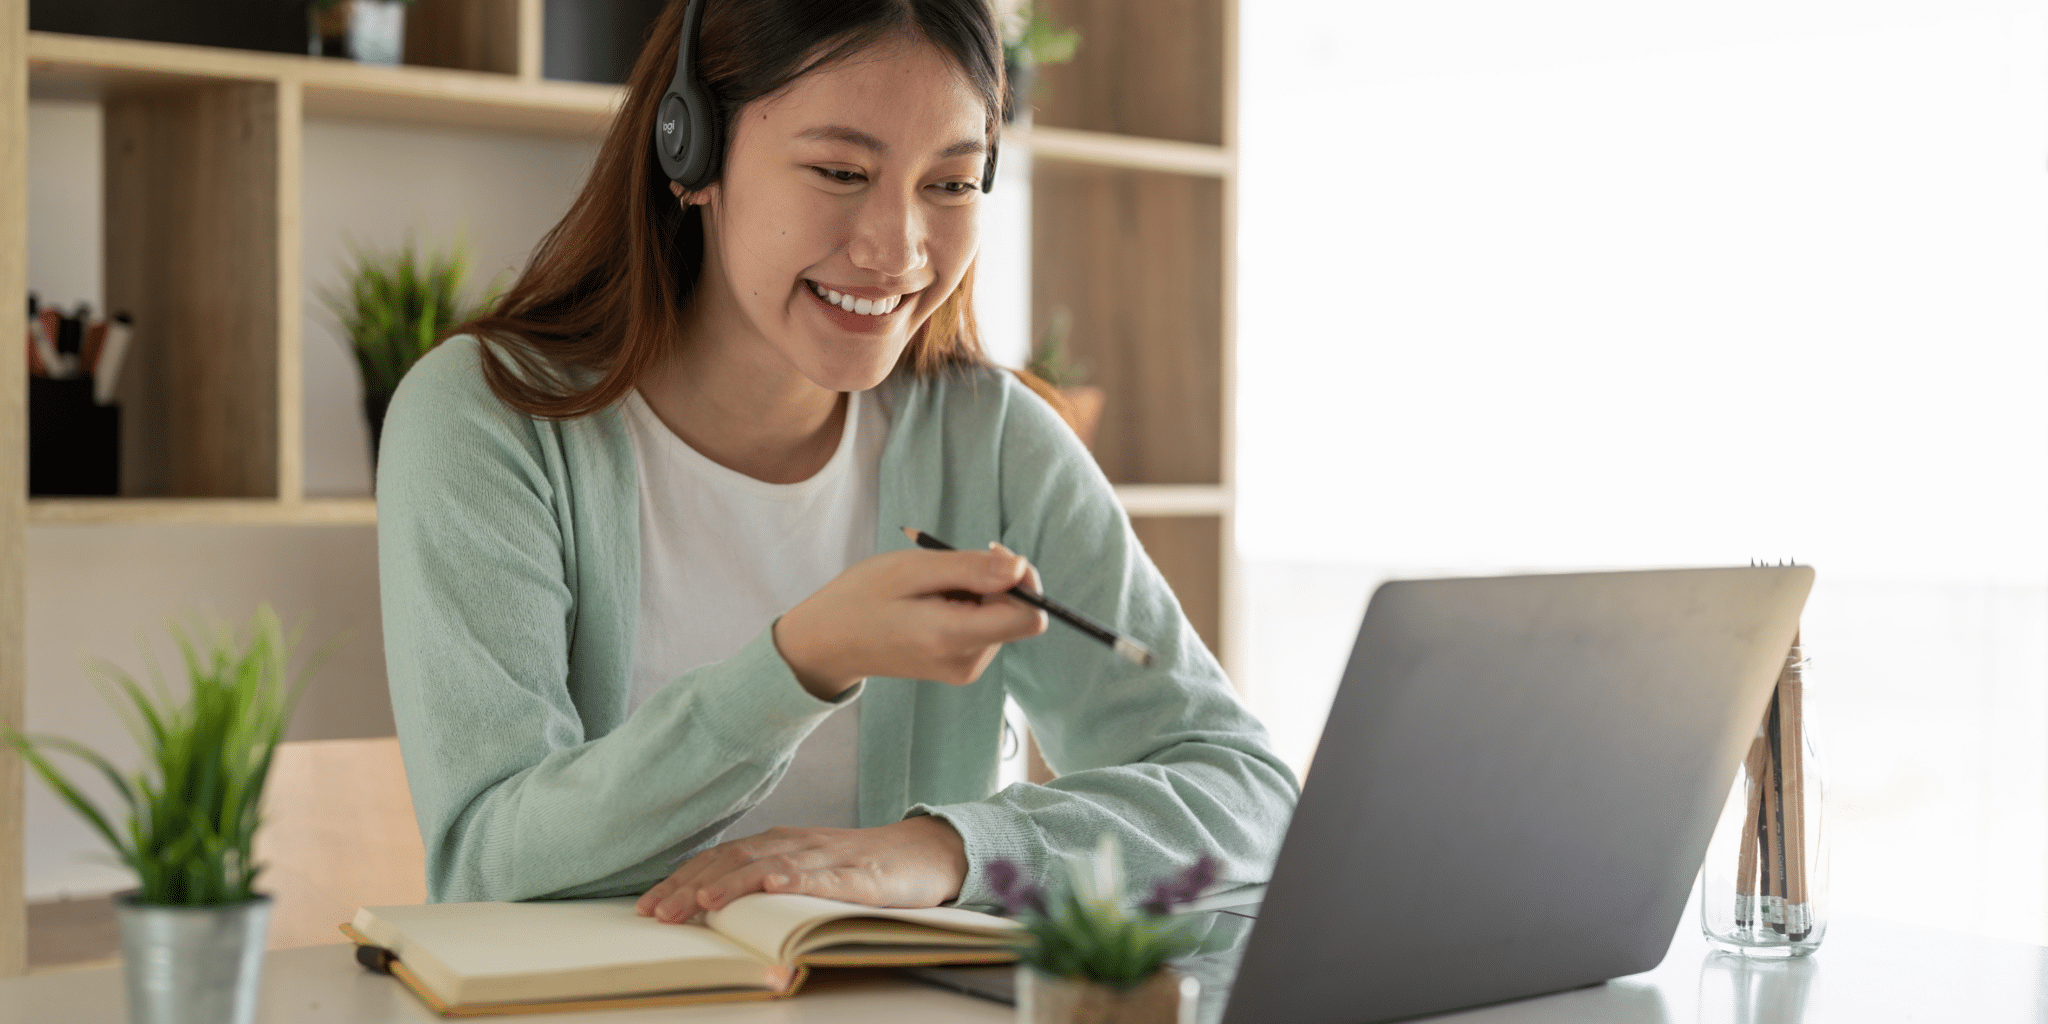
[28,32,621,137]
[1012,126,1230,178]
[26,492,1219,528]
[3,0,30,982]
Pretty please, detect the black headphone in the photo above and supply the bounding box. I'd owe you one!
[653,0,998,194]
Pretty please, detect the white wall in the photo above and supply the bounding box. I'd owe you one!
[1236,0,2048,946]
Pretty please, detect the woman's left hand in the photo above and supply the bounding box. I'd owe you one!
[635,815,969,923]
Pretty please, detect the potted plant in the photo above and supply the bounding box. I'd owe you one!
[997,1,1081,123]
[1026,306,1104,447]
[989,837,1217,1024]
[322,235,497,474]
[308,0,412,65]
[2,607,317,1024]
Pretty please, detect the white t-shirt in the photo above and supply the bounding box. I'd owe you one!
[622,387,888,836]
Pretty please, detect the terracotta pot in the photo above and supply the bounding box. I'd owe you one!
[1060,385,1105,448]
[1018,965,1197,1024]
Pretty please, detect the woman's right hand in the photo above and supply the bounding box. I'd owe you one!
[773,544,1049,700]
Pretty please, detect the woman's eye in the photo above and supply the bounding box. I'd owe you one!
[934,181,977,195]
[812,167,865,184]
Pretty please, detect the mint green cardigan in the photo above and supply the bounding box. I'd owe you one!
[376,335,1298,908]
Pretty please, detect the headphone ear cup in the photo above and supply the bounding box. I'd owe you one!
[656,84,720,190]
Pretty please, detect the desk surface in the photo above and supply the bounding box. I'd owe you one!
[7,904,2047,1024]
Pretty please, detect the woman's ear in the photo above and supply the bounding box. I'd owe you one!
[668,180,714,207]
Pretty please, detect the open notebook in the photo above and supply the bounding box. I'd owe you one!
[343,893,1021,1017]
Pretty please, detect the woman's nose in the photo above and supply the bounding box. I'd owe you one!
[848,193,927,278]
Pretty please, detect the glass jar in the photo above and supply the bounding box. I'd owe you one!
[1700,642,1827,957]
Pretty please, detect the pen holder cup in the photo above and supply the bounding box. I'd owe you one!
[28,376,120,496]
[1700,687,1827,958]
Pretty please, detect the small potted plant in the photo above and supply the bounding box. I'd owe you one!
[1027,306,1104,447]
[989,837,1218,1024]
[322,235,497,474]
[2,608,318,1024]
[308,0,413,65]
[997,1,1081,123]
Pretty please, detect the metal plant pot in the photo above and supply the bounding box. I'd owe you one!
[309,0,407,65]
[114,892,272,1024]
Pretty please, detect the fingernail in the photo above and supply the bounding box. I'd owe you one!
[767,874,789,889]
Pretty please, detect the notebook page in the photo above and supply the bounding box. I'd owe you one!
[705,892,1021,963]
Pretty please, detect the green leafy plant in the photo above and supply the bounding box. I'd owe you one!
[1002,3,1081,68]
[988,836,1218,986]
[1026,306,1087,388]
[323,235,497,402]
[1,608,319,906]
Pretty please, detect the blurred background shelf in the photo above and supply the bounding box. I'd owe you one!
[27,498,379,526]
[1012,126,1229,177]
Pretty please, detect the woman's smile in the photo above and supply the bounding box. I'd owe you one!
[803,279,919,335]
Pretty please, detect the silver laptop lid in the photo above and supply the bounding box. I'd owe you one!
[1223,567,1812,1024]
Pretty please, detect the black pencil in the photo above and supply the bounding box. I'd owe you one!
[902,528,1154,667]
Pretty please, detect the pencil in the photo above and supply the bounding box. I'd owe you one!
[1777,634,1811,939]
[1736,730,1767,930]
[901,528,1155,667]
[1763,687,1789,934]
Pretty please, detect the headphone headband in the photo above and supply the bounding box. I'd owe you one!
[654,0,720,190]
[653,0,997,194]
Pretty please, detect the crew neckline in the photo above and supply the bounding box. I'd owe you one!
[623,389,864,501]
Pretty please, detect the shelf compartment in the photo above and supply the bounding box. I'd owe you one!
[1130,514,1224,661]
[104,80,282,498]
[1029,0,1225,147]
[404,0,527,78]
[1035,162,1224,486]
[29,32,618,137]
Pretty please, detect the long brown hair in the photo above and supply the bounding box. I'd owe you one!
[459,0,1007,420]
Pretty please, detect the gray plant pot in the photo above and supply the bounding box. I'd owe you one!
[114,892,272,1024]
[309,0,407,65]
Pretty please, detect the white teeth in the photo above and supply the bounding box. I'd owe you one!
[808,281,903,316]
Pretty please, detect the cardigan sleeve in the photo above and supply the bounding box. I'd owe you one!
[376,340,850,903]
[912,375,1300,909]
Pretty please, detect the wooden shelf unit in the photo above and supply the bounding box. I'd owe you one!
[1029,0,1238,669]
[2,0,1240,974]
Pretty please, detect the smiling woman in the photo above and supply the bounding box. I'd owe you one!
[372,0,1296,925]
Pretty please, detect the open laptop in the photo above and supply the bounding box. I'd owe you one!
[908,566,1809,1020]
[1219,565,1811,1023]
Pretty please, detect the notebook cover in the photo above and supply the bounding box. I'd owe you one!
[338,923,795,1018]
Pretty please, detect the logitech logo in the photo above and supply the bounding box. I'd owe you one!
[662,119,676,135]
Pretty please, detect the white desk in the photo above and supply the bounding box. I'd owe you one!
[6,905,2045,1023]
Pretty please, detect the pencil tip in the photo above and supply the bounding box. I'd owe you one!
[1115,638,1155,667]
[900,527,918,540]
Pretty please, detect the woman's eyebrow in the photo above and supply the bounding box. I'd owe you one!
[795,124,985,159]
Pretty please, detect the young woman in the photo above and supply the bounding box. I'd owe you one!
[376,0,1296,922]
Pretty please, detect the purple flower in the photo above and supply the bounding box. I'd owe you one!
[987,858,1047,917]
[1141,854,1220,916]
